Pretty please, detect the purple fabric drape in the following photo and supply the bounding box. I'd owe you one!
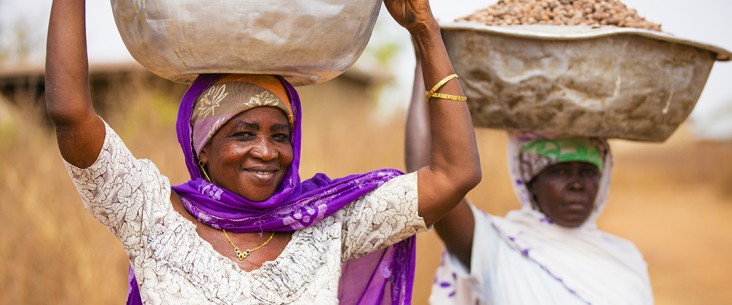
[126,74,416,304]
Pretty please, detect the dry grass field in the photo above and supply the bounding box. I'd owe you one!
[1,74,730,305]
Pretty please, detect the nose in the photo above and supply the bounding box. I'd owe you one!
[568,178,584,190]
[250,137,278,161]
[567,171,585,191]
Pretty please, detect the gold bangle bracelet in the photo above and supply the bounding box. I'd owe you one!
[429,92,468,102]
[425,73,460,101]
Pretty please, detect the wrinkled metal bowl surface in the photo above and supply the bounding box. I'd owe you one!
[442,23,732,142]
[112,0,382,86]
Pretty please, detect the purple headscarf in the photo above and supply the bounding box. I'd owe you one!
[126,74,416,304]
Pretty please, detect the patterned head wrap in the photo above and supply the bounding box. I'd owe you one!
[518,137,607,184]
[191,74,294,155]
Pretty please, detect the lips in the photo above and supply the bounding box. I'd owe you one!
[562,201,592,213]
[242,166,280,183]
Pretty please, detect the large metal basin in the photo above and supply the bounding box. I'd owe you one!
[442,23,732,142]
[111,0,382,86]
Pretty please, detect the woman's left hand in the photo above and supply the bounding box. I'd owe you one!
[383,0,436,32]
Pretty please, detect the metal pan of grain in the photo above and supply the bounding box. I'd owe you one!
[441,22,732,142]
[111,0,382,86]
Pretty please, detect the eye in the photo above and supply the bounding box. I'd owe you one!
[272,133,290,143]
[580,166,600,178]
[548,167,568,176]
[234,131,256,140]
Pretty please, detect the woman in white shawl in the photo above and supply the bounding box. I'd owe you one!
[406,63,653,305]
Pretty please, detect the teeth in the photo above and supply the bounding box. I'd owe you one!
[246,170,273,175]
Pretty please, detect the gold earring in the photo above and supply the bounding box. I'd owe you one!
[198,160,212,182]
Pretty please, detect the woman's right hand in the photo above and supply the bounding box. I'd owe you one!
[46,0,105,168]
[383,0,437,33]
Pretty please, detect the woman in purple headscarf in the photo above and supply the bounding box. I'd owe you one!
[45,0,480,304]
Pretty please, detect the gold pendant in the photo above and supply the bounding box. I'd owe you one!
[235,249,251,260]
[224,229,274,261]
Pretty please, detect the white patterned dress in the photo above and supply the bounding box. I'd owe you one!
[64,123,427,304]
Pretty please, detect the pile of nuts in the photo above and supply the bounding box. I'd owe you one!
[457,0,662,31]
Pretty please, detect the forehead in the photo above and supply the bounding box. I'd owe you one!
[226,107,290,128]
[532,161,600,185]
[534,161,599,179]
[547,161,599,170]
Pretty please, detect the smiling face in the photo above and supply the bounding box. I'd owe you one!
[527,161,601,228]
[198,107,293,202]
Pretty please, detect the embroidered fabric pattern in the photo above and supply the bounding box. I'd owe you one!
[64,123,426,304]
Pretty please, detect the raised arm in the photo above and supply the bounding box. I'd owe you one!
[384,0,481,228]
[45,0,105,168]
[406,56,476,268]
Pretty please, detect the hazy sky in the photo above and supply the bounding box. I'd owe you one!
[1,0,731,139]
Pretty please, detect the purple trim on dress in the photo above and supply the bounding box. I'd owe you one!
[540,216,554,224]
[488,218,592,305]
[125,266,141,305]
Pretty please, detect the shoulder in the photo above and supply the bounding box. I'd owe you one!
[598,230,647,261]
[330,172,418,217]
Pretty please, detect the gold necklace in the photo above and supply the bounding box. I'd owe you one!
[223,230,275,260]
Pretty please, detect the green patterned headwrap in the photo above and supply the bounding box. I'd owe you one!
[518,137,606,183]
